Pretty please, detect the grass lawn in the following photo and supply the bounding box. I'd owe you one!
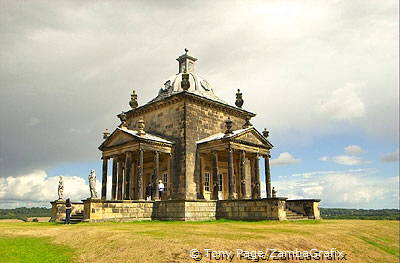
[0,219,398,262]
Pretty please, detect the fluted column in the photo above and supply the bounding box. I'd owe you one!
[264,154,271,198]
[240,150,247,199]
[254,154,261,199]
[211,151,219,200]
[137,148,144,200]
[117,155,124,200]
[124,152,132,200]
[101,157,108,200]
[111,157,118,200]
[152,151,160,200]
[227,148,235,199]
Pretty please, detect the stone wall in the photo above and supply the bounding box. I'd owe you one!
[50,200,84,222]
[154,200,217,221]
[127,101,186,199]
[286,199,321,219]
[216,198,287,220]
[82,199,154,222]
[185,99,250,200]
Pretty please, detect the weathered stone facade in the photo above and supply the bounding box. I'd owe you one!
[51,50,321,222]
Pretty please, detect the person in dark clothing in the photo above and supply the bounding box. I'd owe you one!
[145,183,153,200]
[65,198,72,225]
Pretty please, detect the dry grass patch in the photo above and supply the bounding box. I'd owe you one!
[0,220,398,263]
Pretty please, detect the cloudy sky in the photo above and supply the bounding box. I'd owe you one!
[0,0,398,209]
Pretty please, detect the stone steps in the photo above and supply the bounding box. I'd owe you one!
[285,208,309,220]
[64,212,84,224]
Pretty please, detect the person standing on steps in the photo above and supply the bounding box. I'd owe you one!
[158,180,165,200]
[65,198,72,225]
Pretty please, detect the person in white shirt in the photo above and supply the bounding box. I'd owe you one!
[158,180,165,200]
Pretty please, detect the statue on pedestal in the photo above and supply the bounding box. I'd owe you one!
[89,169,98,199]
[58,176,64,200]
[272,187,277,198]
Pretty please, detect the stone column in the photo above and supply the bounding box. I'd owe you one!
[254,154,261,199]
[152,151,160,200]
[117,155,124,200]
[129,155,136,200]
[197,153,204,199]
[168,152,173,199]
[264,154,272,198]
[124,152,132,200]
[101,157,108,200]
[240,150,247,199]
[227,148,235,199]
[137,149,144,200]
[211,151,219,200]
[111,157,118,200]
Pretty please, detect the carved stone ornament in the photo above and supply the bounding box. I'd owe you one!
[224,117,233,136]
[119,111,127,128]
[181,73,190,91]
[262,128,269,138]
[235,89,244,108]
[103,128,110,139]
[129,90,138,109]
[137,119,146,136]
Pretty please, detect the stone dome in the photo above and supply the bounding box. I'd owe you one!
[148,50,227,105]
[149,72,227,104]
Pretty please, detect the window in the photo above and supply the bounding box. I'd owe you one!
[163,173,168,191]
[204,173,210,191]
[218,174,223,191]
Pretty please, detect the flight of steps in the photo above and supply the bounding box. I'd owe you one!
[64,212,84,224]
[285,208,309,220]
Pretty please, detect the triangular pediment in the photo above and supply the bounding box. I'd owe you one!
[100,129,136,149]
[233,129,271,147]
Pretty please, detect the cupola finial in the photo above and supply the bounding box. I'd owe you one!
[176,49,197,73]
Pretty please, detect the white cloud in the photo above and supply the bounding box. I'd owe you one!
[316,83,366,121]
[319,156,329,161]
[273,168,399,208]
[344,145,364,155]
[270,152,301,166]
[381,150,399,163]
[320,145,369,165]
[0,170,110,207]
[332,155,366,166]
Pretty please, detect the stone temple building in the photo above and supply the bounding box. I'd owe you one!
[51,50,320,222]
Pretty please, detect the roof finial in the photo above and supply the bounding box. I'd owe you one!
[224,117,233,136]
[262,128,269,138]
[103,128,110,139]
[129,90,138,109]
[235,89,244,108]
[184,48,189,54]
[137,119,146,136]
[119,111,127,128]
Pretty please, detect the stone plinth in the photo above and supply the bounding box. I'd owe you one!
[216,198,287,221]
[50,200,84,222]
[82,199,155,222]
[286,199,321,219]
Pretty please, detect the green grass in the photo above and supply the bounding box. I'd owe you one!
[358,236,399,257]
[0,236,73,263]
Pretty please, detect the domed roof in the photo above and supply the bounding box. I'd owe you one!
[148,50,227,105]
[149,72,227,104]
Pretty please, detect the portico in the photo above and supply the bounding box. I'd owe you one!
[99,125,173,201]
